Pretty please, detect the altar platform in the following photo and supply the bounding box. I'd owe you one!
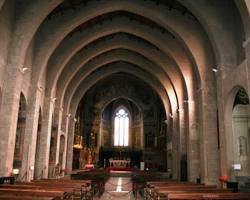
[109,159,131,168]
[106,159,132,174]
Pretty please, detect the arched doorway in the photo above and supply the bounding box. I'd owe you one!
[13,93,27,176]
[231,88,250,178]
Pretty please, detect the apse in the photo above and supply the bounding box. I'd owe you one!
[73,72,167,171]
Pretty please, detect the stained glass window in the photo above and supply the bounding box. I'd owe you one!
[114,108,129,146]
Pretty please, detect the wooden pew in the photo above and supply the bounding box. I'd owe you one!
[154,188,233,200]
[149,186,217,200]
[71,169,109,197]
[144,181,250,200]
[0,188,67,200]
[167,192,250,200]
[145,181,206,199]
[0,178,92,200]
[0,178,94,199]
[0,184,75,196]
[0,194,55,200]
[0,184,67,199]
[132,171,170,197]
[30,179,92,199]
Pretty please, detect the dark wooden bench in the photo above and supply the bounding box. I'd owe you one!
[30,179,92,199]
[154,188,233,200]
[167,192,250,200]
[144,181,250,200]
[132,172,170,198]
[145,181,207,199]
[150,186,215,199]
[0,194,55,200]
[0,184,75,196]
[71,169,109,197]
[0,188,67,200]
[0,178,93,200]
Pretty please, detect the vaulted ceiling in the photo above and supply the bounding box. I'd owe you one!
[3,0,247,116]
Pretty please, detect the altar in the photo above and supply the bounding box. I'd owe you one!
[109,159,131,168]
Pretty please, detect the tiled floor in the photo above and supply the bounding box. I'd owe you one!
[94,177,143,200]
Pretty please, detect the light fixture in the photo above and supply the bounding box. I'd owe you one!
[12,169,19,175]
[212,66,227,73]
[212,68,218,73]
[19,67,28,73]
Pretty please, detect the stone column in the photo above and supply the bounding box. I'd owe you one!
[66,118,75,173]
[200,85,219,185]
[166,116,173,176]
[0,68,23,177]
[54,105,63,165]
[178,108,187,181]
[36,97,55,178]
[19,88,41,181]
[62,113,71,172]
[187,101,200,182]
[171,112,180,180]
[216,67,229,182]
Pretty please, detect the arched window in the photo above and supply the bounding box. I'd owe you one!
[114,108,129,146]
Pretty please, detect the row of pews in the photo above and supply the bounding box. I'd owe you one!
[0,177,93,200]
[144,181,250,200]
[132,171,170,198]
[71,169,109,197]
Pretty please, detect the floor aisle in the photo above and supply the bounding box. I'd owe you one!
[95,177,143,200]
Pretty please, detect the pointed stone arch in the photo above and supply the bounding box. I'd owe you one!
[225,86,250,179]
